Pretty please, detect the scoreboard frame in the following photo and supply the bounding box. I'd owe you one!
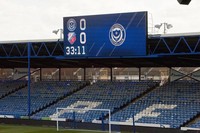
[63,11,148,59]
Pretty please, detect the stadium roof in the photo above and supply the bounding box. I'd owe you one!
[0,33,200,68]
[149,32,200,38]
[1,32,200,44]
[0,39,61,44]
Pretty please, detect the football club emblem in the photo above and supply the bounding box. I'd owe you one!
[109,23,126,46]
[67,18,76,31]
[68,32,76,45]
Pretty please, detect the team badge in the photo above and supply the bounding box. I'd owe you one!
[109,23,126,46]
[67,18,76,31]
[68,32,76,45]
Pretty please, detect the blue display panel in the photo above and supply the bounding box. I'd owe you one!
[63,12,147,58]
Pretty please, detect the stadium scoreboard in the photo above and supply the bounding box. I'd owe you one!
[63,11,147,58]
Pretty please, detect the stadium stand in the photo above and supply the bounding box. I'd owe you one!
[0,80,27,99]
[1,79,199,130]
[31,80,159,122]
[111,80,200,128]
[188,119,200,128]
[0,81,87,118]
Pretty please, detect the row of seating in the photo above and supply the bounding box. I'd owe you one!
[1,80,199,129]
[0,80,26,98]
[111,81,200,128]
[189,119,200,128]
[31,81,159,122]
[0,81,87,117]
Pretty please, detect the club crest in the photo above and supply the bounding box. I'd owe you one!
[109,23,126,46]
[68,32,76,45]
[67,18,76,31]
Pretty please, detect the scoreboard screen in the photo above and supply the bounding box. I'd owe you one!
[63,11,147,58]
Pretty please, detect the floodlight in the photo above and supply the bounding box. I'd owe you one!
[155,23,173,34]
[52,29,59,34]
[52,29,63,39]
[155,24,162,29]
[166,24,173,29]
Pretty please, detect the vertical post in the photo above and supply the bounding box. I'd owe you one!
[84,68,86,81]
[73,111,76,129]
[139,67,141,81]
[59,68,61,81]
[108,110,111,133]
[56,108,59,131]
[164,22,166,34]
[101,113,105,131]
[133,114,136,133]
[169,67,171,82]
[27,42,31,117]
[60,29,63,40]
[110,67,113,81]
[40,68,42,81]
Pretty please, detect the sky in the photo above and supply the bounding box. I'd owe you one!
[0,0,199,41]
